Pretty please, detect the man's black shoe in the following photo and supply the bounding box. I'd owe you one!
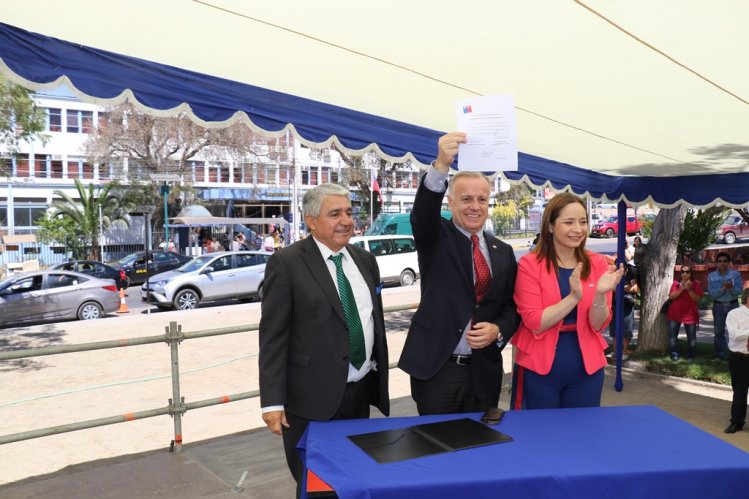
[724,423,744,434]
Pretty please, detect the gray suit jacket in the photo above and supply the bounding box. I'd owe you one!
[259,236,389,420]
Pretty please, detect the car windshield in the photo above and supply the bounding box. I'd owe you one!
[177,255,213,273]
[606,216,618,222]
[118,253,139,265]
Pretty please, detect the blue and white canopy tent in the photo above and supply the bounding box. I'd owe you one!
[1,1,748,389]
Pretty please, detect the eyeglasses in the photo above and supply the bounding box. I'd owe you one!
[717,259,730,263]
[681,270,691,273]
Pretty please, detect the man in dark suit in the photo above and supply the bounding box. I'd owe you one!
[259,183,389,494]
[399,131,519,415]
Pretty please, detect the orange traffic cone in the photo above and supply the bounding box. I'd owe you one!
[117,288,129,314]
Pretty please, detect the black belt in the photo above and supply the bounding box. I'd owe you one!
[715,301,736,306]
[730,351,749,357]
[449,354,472,366]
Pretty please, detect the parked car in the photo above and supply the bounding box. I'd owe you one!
[715,214,749,244]
[112,250,192,285]
[51,260,130,289]
[350,235,419,286]
[590,215,641,238]
[0,270,120,326]
[141,251,272,310]
[365,211,452,236]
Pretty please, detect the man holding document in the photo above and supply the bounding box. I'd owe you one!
[399,129,520,415]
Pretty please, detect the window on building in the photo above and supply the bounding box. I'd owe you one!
[48,108,62,132]
[34,156,49,178]
[67,158,81,179]
[51,160,63,179]
[0,206,7,227]
[81,111,94,133]
[321,167,332,184]
[266,166,277,185]
[82,161,94,179]
[66,110,79,133]
[65,110,94,133]
[256,165,266,184]
[15,154,30,177]
[219,163,230,183]
[13,206,46,227]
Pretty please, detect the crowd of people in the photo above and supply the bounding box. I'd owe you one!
[256,132,748,493]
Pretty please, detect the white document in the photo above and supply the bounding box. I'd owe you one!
[456,95,518,172]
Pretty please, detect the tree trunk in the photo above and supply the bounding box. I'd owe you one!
[638,206,687,352]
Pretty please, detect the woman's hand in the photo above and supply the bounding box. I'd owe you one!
[596,263,625,294]
[569,262,583,301]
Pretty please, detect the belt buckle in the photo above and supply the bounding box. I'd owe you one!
[453,354,470,365]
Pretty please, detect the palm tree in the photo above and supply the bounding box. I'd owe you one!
[51,179,130,260]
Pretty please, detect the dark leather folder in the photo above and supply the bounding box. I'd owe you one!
[348,418,512,464]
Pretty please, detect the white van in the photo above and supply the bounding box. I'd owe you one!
[349,235,419,286]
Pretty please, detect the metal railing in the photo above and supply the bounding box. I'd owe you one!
[0,303,418,452]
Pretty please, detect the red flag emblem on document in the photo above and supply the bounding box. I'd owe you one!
[463,105,473,113]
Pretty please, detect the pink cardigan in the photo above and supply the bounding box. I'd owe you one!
[511,251,612,375]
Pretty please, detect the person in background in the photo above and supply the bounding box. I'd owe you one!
[167,237,176,252]
[667,265,704,360]
[398,131,519,415]
[724,288,749,434]
[623,240,635,267]
[609,263,638,358]
[263,233,275,252]
[708,252,743,360]
[511,193,624,410]
[230,233,242,251]
[529,233,540,251]
[259,183,389,497]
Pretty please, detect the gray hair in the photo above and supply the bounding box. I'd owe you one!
[302,183,350,218]
[447,171,492,197]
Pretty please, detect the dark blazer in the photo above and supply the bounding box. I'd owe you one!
[259,236,389,421]
[398,177,520,399]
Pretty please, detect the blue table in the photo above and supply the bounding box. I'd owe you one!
[299,405,749,498]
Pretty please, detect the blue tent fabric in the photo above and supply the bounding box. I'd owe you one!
[2,21,749,207]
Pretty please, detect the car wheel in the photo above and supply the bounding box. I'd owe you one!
[174,289,200,310]
[605,228,615,238]
[400,269,416,287]
[725,232,736,244]
[78,301,103,320]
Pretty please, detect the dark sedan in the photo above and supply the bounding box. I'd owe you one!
[112,250,192,285]
[0,270,120,327]
[52,260,130,289]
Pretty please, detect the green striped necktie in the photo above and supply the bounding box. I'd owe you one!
[329,253,366,369]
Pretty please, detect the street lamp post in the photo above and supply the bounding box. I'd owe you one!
[150,174,181,250]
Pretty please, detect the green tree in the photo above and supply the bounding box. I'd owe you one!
[677,206,728,263]
[0,75,49,174]
[36,214,88,260]
[47,179,131,260]
[491,200,518,236]
[495,184,534,219]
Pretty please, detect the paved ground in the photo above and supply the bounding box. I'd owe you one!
[2,244,748,497]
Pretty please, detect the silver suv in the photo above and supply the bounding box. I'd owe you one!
[141,251,272,310]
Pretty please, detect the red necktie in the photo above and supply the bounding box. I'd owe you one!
[471,234,491,302]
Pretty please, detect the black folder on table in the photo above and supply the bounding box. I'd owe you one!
[348,418,512,464]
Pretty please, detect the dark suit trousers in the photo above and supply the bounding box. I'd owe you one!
[728,352,749,426]
[282,370,374,497]
[410,361,499,415]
